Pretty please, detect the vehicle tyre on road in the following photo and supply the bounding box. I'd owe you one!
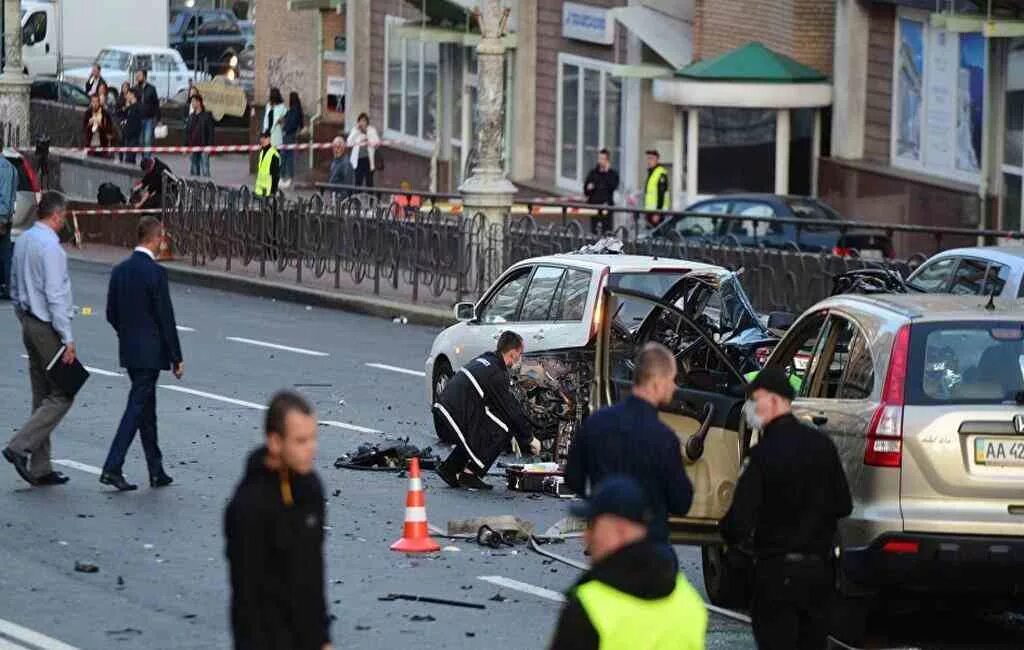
[702,544,751,609]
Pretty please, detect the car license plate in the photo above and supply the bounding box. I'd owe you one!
[860,249,884,260]
[974,437,1024,466]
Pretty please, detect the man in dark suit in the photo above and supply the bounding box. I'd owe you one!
[100,216,183,491]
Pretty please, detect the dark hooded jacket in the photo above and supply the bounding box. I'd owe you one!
[548,541,679,650]
[224,447,330,650]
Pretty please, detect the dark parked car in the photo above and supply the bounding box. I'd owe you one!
[169,8,248,76]
[30,79,91,107]
[649,194,894,259]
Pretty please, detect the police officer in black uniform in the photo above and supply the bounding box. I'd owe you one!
[721,367,853,650]
[433,331,541,490]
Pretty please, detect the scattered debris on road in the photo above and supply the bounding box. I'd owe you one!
[447,515,534,541]
[334,440,439,471]
[74,561,99,573]
[379,593,485,610]
[409,614,435,622]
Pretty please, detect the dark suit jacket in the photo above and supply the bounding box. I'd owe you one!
[106,250,182,370]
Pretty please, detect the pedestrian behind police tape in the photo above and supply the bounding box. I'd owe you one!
[721,367,853,650]
[225,391,332,650]
[433,331,541,491]
[565,342,693,558]
[99,216,182,492]
[548,476,707,650]
[643,149,670,228]
[3,192,76,487]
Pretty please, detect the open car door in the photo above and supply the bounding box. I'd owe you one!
[596,285,751,544]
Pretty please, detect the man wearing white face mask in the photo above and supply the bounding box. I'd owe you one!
[433,331,541,490]
[722,367,852,650]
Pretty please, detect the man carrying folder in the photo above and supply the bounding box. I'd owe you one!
[3,192,77,487]
[100,216,183,491]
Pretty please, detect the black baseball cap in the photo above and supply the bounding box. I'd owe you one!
[259,130,271,139]
[570,476,651,525]
[746,367,796,401]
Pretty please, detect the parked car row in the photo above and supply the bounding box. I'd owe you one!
[426,245,1024,644]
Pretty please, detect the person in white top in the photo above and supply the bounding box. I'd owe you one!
[263,87,287,149]
[346,112,380,187]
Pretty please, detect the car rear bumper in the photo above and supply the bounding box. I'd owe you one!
[844,533,1024,596]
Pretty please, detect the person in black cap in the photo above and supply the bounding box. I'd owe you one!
[721,367,853,650]
[549,476,707,650]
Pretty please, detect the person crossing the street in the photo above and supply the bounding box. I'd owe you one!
[433,331,541,490]
[721,367,853,650]
[549,476,707,650]
[565,342,693,560]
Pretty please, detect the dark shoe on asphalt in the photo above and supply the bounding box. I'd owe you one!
[35,471,70,486]
[149,473,173,488]
[99,472,138,492]
[2,447,37,486]
[459,473,493,491]
[434,464,461,489]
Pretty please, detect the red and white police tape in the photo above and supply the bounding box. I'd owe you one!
[52,141,358,155]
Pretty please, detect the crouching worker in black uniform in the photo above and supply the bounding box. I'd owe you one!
[721,368,853,650]
[433,331,541,490]
[225,391,332,650]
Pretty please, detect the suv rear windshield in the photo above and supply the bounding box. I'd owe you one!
[608,271,686,327]
[907,321,1024,405]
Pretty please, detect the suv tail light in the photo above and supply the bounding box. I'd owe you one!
[590,268,610,341]
[865,324,910,468]
[20,158,41,195]
[832,246,852,257]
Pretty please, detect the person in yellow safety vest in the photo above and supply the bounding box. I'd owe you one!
[643,149,670,228]
[254,130,281,197]
[549,476,707,650]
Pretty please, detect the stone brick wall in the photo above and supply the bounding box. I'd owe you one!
[254,1,318,111]
[693,0,835,75]
[864,2,894,165]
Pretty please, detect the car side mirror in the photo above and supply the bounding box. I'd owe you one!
[767,311,795,331]
[455,302,476,322]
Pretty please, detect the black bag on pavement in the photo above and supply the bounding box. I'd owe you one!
[97,182,127,206]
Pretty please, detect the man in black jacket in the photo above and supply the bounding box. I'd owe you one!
[549,476,707,650]
[134,69,161,163]
[721,367,853,650]
[433,331,541,490]
[583,148,619,235]
[225,391,332,650]
[99,217,182,491]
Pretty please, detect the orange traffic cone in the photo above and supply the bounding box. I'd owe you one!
[390,457,440,553]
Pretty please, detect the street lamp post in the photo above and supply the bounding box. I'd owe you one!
[459,0,516,276]
[0,0,31,147]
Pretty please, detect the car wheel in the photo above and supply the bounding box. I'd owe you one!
[432,358,453,404]
[701,544,751,609]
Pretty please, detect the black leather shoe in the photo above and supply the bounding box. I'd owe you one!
[459,472,493,491]
[99,472,138,492]
[35,471,70,486]
[150,473,173,488]
[3,448,37,486]
[434,464,461,489]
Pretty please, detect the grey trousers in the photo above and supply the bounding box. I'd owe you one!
[8,313,73,477]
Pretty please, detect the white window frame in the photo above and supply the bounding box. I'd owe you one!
[890,7,985,186]
[556,53,623,192]
[383,15,435,152]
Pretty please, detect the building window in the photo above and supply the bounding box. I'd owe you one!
[892,10,985,183]
[384,16,439,146]
[557,54,623,191]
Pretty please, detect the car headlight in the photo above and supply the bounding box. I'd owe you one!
[229,55,239,68]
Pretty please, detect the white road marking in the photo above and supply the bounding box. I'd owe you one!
[53,459,102,476]
[0,618,78,650]
[176,325,196,332]
[160,386,379,433]
[365,362,426,377]
[226,337,329,357]
[477,576,566,603]
[0,638,28,650]
[19,355,122,377]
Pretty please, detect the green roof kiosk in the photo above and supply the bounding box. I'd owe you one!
[652,42,832,205]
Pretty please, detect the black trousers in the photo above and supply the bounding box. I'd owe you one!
[434,410,505,477]
[355,158,374,187]
[752,556,831,650]
[103,368,164,475]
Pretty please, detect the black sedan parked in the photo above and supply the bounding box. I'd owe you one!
[648,194,894,259]
[169,8,248,76]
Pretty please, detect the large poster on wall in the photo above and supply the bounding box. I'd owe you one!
[893,14,986,183]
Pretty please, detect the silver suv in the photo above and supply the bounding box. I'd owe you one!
[762,294,1024,617]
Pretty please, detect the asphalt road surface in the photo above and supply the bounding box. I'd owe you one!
[0,260,1021,649]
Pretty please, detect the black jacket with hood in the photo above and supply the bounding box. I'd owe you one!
[548,540,679,650]
[224,446,330,650]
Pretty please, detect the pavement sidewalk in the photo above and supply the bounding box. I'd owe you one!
[67,242,456,328]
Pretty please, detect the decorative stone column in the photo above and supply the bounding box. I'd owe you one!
[0,0,31,147]
[460,0,516,278]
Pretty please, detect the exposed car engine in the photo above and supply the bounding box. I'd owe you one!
[511,353,592,462]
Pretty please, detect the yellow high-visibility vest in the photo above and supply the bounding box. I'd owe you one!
[644,165,669,210]
[254,146,280,197]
